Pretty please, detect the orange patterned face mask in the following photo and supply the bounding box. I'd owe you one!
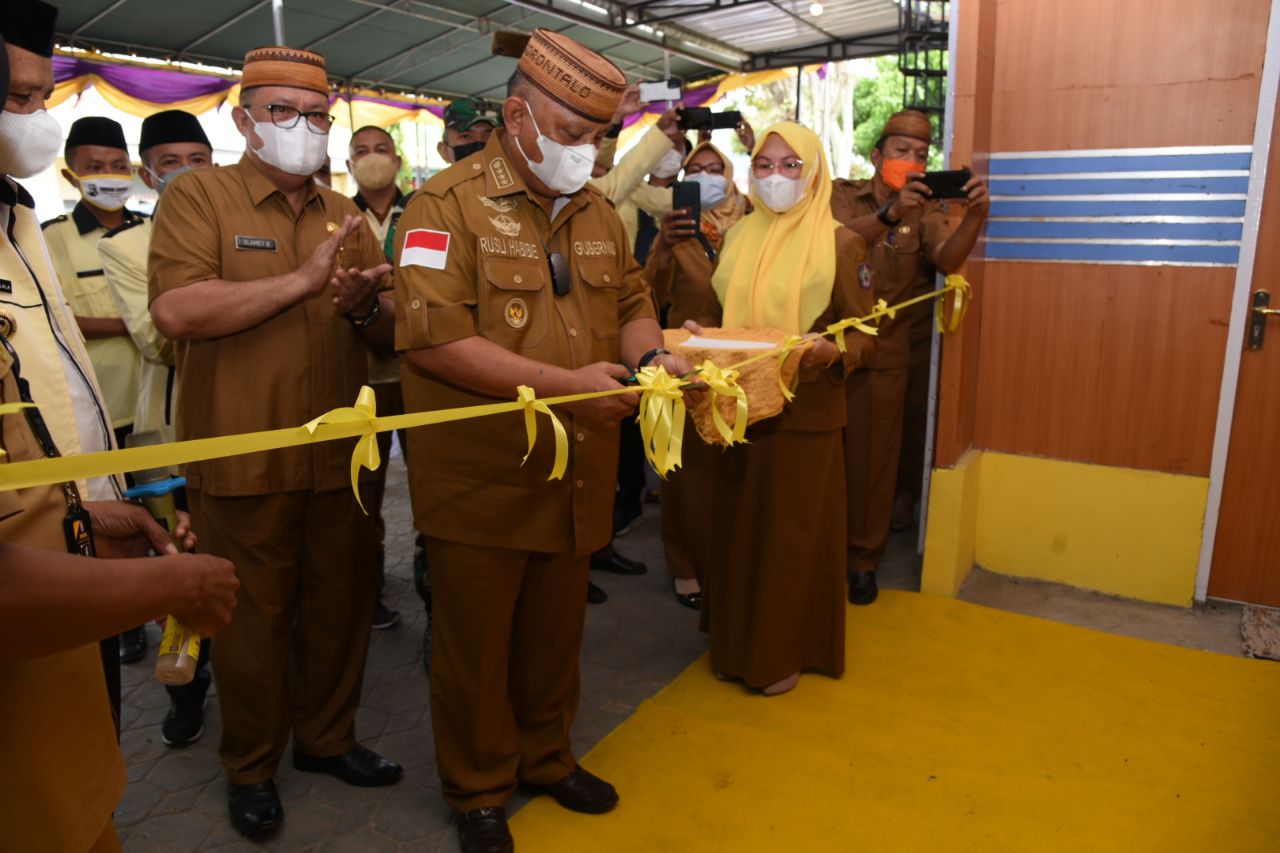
[880,158,923,192]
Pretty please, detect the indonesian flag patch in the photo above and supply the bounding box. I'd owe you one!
[402,229,450,269]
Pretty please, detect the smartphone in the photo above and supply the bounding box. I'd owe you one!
[639,79,682,103]
[920,167,972,200]
[710,110,743,130]
[676,107,743,131]
[671,181,701,229]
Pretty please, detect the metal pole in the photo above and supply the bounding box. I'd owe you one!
[272,0,287,45]
[794,67,802,122]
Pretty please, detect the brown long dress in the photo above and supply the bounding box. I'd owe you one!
[647,234,727,583]
[693,227,874,688]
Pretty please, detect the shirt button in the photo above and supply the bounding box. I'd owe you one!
[411,298,421,309]
[602,274,611,283]
[513,275,522,284]
[473,163,482,170]
[576,432,585,442]
[576,479,584,488]
[569,328,578,337]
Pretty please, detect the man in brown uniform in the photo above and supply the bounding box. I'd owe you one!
[149,46,401,838]
[394,29,692,853]
[830,110,989,605]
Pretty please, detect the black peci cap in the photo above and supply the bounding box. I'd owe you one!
[65,116,129,158]
[140,110,211,153]
[0,0,58,59]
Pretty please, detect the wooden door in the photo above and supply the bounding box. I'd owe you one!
[1210,95,1280,606]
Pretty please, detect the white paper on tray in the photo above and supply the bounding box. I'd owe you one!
[679,336,776,350]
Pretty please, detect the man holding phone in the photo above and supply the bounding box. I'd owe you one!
[830,109,988,606]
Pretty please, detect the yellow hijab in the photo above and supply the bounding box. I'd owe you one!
[682,141,744,244]
[711,121,839,334]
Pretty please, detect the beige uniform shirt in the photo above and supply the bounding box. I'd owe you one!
[99,217,179,440]
[0,180,118,499]
[42,202,143,428]
[148,157,385,496]
[355,189,410,386]
[394,131,657,557]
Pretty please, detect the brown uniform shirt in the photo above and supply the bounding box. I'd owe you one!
[148,156,385,496]
[646,232,718,330]
[830,178,950,370]
[394,131,656,557]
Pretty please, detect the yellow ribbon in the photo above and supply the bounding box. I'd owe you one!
[0,402,32,459]
[302,386,380,513]
[773,335,808,402]
[825,316,880,353]
[633,365,688,478]
[517,385,568,481]
[697,359,749,445]
[936,274,971,334]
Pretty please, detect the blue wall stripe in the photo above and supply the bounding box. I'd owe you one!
[989,199,1247,217]
[985,221,1244,241]
[985,242,1240,264]
[989,176,1250,196]
[988,153,1252,175]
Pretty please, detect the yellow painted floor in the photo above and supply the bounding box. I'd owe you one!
[512,591,1280,852]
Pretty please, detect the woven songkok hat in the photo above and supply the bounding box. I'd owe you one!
[877,110,932,145]
[242,46,330,96]
[518,29,626,124]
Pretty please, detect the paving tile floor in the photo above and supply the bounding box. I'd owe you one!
[114,456,1245,850]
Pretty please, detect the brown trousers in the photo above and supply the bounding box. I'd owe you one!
[661,434,720,582]
[425,538,589,812]
[189,487,377,783]
[845,367,909,573]
[368,380,406,550]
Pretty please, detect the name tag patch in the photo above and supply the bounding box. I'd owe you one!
[0,279,11,294]
[401,229,450,270]
[235,235,278,252]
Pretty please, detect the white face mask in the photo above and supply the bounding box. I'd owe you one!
[249,118,329,176]
[0,109,63,179]
[752,173,807,214]
[513,101,597,196]
[650,148,683,180]
[73,172,133,211]
[687,172,728,208]
[146,164,196,196]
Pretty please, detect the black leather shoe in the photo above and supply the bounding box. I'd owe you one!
[457,807,513,853]
[591,549,647,575]
[228,780,282,838]
[587,581,608,604]
[848,570,878,606]
[293,744,402,787]
[672,579,702,611]
[119,626,147,664]
[530,766,619,814]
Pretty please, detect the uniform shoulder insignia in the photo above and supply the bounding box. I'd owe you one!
[103,219,145,240]
[40,214,68,230]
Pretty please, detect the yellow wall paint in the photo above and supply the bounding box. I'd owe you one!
[922,451,1210,607]
[921,449,982,597]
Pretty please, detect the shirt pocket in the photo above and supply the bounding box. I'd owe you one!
[481,257,548,350]
[577,259,621,341]
[67,270,117,318]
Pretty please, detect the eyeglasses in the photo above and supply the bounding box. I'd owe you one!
[684,164,725,175]
[244,103,334,134]
[548,251,571,297]
[751,158,804,178]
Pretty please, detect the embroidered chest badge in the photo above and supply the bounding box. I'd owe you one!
[505,297,529,329]
[481,196,518,213]
[858,263,873,290]
[488,214,522,238]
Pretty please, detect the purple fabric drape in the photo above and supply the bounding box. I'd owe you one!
[54,55,236,103]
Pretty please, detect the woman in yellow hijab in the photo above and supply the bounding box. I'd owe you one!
[661,121,875,695]
[646,141,746,610]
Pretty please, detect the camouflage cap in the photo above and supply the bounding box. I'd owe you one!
[444,98,501,131]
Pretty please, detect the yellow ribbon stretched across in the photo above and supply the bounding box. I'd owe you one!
[633,365,688,478]
[825,316,880,354]
[302,385,380,513]
[936,274,971,334]
[773,335,808,402]
[697,360,749,445]
[0,402,33,458]
[517,385,568,480]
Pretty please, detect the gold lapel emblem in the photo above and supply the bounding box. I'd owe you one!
[481,196,518,213]
[505,297,529,329]
[0,311,16,340]
[899,225,911,235]
[489,214,522,238]
[490,157,515,190]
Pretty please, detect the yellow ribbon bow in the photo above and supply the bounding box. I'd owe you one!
[0,402,33,459]
[774,335,808,402]
[697,359,749,445]
[825,316,880,354]
[937,275,971,333]
[517,385,568,481]
[303,385,380,513]
[634,365,688,478]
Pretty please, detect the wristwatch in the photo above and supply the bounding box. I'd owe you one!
[876,203,901,227]
[637,347,670,369]
[348,295,381,328]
